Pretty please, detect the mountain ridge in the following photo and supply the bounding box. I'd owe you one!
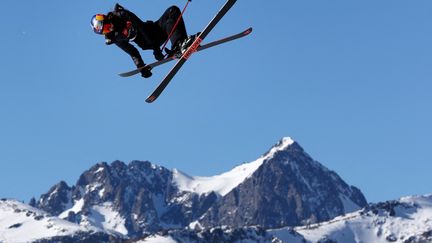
[4,195,431,242]
[0,137,429,242]
[171,137,295,197]
[31,137,366,239]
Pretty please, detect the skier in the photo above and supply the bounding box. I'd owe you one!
[91,3,196,78]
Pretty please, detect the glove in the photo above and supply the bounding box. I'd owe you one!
[140,66,152,78]
[153,49,164,61]
[114,3,125,12]
[104,32,115,45]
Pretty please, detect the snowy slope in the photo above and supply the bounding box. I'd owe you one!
[134,226,274,243]
[135,235,177,243]
[271,195,432,243]
[58,199,128,236]
[172,137,294,196]
[0,199,98,243]
[135,194,432,243]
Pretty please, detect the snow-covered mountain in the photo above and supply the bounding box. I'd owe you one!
[270,194,432,243]
[32,137,366,239]
[119,195,432,243]
[35,160,221,238]
[172,137,296,196]
[1,137,431,242]
[6,195,431,242]
[0,199,110,243]
[197,137,367,229]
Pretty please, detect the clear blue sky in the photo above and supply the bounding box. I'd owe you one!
[0,0,431,203]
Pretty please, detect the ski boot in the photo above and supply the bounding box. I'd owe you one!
[180,32,201,54]
[165,33,201,59]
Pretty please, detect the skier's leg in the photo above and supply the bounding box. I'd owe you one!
[157,6,187,47]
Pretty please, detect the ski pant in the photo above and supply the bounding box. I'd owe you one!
[156,6,188,47]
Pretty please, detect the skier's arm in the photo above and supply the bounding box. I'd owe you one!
[115,41,145,68]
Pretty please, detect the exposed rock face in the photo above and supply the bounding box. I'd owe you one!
[37,160,217,237]
[199,141,367,228]
[37,181,72,216]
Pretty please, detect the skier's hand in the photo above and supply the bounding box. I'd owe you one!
[153,49,164,61]
[140,66,152,78]
[114,3,124,12]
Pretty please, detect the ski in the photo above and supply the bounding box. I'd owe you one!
[145,0,238,103]
[118,27,252,78]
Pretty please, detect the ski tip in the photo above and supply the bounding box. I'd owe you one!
[118,69,140,77]
[244,27,253,35]
[145,95,157,103]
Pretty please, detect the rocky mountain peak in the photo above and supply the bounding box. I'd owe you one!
[37,181,72,216]
[33,137,367,238]
[198,138,367,229]
[261,137,296,160]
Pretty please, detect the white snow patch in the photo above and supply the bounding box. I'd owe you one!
[172,157,263,196]
[95,166,105,174]
[0,199,95,243]
[266,137,295,157]
[89,202,128,236]
[272,195,432,243]
[188,221,204,231]
[86,183,102,193]
[269,227,304,243]
[99,188,106,198]
[47,188,59,201]
[135,234,177,243]
[59,198,85,219]
[173,137,295,196]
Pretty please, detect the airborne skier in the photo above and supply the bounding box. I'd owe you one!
[91,3,196,78]
[92,0,248,103]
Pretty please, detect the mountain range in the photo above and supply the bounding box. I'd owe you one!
[0,137,430,242]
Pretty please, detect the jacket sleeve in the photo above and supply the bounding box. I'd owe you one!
[115,41,145,68]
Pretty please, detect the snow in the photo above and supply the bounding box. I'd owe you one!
[95,166,105,174]
[0,199,95,243]
[86,182,103,193]
[271,195,432,243]
[3,193,431,242]
[59,198,85,219]
[172,157,264,196]
[269,228,305,243]
[47,188,59,201]
[173,137,295,196]
[99,187,106,198]
[59,198,129,236]
[135,234,177,243]
[88,202,128,236]
[188,221,204,231]
[265,137,295,157]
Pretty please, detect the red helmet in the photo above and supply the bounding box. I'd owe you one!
[91,14,112,35]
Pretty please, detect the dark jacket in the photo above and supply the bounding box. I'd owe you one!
[105,4,166,68]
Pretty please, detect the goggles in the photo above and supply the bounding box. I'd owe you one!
[91,14,113,35]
